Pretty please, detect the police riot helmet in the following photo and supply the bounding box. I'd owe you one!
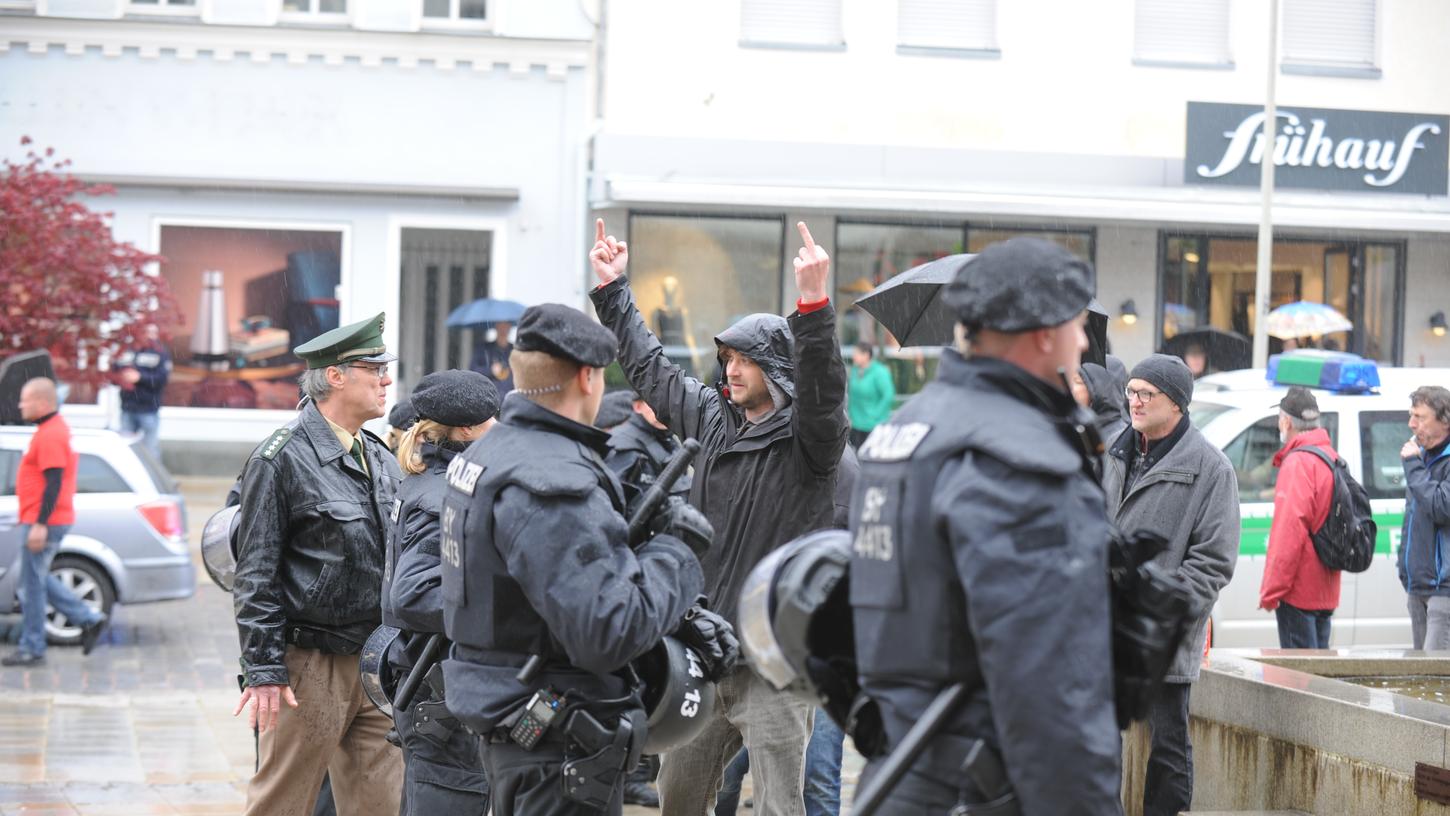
[631,635,716,754]
[738,529,882,753]
[358,624,402,718]
[200,505,241,592]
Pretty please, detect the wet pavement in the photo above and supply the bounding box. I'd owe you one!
[0,477,860,815]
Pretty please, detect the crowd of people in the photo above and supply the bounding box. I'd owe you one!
[10,218,1448,816]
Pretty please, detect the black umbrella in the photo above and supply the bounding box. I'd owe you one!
[1161,326,1251,374]
[1084,299,1109,369]
[854,254,1111,363]
[852,254,971,347]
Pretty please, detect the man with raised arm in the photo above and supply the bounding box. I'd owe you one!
[589,219,849,815]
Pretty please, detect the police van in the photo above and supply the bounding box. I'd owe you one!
[1189,353,1450,648]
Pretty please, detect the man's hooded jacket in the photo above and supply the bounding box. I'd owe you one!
[591,277,848,623]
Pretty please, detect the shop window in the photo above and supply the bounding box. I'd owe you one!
[423,0,486,23]
[834,222,961,398]
[1360,410,1411,500]
[966,227,1093,262]
[1223,412,1338,503]
[1158,234,1401,364]
[156,224,345,410]
[1282,0,1379,76]
[1133,0,1231,67]
[626,214,785,382]
[897,0,998,55]
[740,0,844,49]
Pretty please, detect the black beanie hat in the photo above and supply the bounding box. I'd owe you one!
[1129,354,1194,412]
[411,369,501,427]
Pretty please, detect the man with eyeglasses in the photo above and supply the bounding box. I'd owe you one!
[231,313,405,815]
[1103,353,1239,816]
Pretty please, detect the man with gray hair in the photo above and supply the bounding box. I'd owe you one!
[231,313,404,815]
[1399,385,1450,649]
[1259,386,1341,648]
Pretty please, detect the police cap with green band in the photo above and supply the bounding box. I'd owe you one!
[514,303,617,368]
[293,312,398,370]
[942,237,1095,333]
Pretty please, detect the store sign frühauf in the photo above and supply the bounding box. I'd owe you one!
[1186,102,1448,196]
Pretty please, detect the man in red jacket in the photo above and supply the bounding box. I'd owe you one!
[1259,386,1340,648]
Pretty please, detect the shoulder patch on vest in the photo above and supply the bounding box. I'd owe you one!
[857,422,932,462]
[258,427,294,460]
[446,456,485,496]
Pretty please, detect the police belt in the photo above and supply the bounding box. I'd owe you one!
[285,623,370,656]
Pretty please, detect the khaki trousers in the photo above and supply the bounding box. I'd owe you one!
[244,646,403,816]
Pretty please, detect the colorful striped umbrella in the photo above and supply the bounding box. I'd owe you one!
[1264,301,1353,340]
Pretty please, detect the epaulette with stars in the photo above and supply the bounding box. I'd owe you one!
[257,427,294,461]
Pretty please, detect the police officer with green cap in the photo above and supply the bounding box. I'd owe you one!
[232,313,405,815]
[849,238,1121,815]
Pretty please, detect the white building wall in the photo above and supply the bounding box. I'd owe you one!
[603,0,1450,157]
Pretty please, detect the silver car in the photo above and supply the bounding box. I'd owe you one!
[0,426,195,644]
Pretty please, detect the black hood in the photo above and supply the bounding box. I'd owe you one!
[1080,362,1128,426]
[714,313,796,400]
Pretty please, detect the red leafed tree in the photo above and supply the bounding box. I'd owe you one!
[0,137,180,389]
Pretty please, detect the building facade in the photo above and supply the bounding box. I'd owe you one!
[590,0,1450,391]
[1,0,597,471]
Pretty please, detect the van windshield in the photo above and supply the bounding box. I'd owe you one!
[1189,401,1232,430]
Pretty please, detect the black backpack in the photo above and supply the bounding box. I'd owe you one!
[1288,446,1377,573]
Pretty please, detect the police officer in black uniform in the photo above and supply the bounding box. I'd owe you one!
[440,303,729,816]
[383,369,501,814]
[850,238,1122,815]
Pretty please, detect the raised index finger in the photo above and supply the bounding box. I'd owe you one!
[796,221,816,252]
[595,218,606,243]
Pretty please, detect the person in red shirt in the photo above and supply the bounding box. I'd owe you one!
[2,378,109,667]
[1259,386,1341,649]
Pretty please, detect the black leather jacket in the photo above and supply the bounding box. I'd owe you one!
[233,400,400,687]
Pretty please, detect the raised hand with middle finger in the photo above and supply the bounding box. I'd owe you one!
[589,218,629,286]
[792,221,829,303]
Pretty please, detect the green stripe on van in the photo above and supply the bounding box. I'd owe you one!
[1237,511,1403,557]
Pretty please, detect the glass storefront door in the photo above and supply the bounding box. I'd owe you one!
[1159,234,1404,365]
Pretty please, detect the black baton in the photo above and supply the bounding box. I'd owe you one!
[392,632,443,713]
[516,438,702,686]
[851,682,969,816]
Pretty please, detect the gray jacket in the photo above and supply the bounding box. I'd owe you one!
[1103,419,1240,683]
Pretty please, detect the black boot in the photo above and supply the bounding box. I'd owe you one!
[622,779,660,808]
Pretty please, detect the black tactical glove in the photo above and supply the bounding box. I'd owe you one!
[673,601,740,682]
[647,496,713,558]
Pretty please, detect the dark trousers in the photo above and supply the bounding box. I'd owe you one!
[1275,602,1333,649]
[1143,681,1193,816]
[483,740,623,816]
[395,694,490,815]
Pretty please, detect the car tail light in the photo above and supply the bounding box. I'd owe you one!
[139,500,184,540]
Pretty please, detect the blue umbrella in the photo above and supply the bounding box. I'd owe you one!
[1264,301,1353,340]
[445,298,527,329]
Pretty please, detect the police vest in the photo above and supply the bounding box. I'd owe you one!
[439,421,625,669]
[381,460,448,632]
[849,377,1106,686]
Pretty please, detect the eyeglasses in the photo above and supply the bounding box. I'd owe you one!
[1124,387,1162,404]
[346,364,390,379]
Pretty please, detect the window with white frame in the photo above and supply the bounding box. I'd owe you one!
[740,0,844,49]
[1282,0,1378,75]
[423,0,486,23]
[1133,0,1231,67]
[281,0,347,18]
[127,0,199,13]
[897,0,997,54]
